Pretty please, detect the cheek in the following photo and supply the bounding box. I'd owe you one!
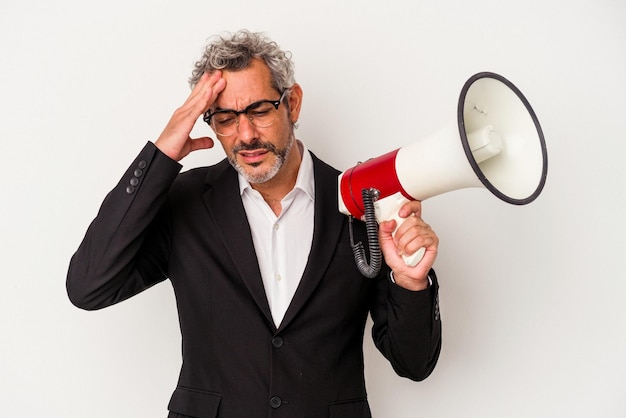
[273,116,294,141]
[254,124,288,147]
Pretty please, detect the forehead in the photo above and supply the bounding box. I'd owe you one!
[214,59,276,109]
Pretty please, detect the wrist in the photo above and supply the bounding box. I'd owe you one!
[389,271,431,291]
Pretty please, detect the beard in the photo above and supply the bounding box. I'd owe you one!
[228,134,295,184]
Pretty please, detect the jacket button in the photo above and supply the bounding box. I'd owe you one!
[129,177,139,187]
[125,185,135,194]
[271,336,284,348]
[138,160,147,169]
[134,168,143,177]
[269,396,282,408]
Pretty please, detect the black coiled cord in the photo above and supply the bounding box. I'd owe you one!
[349,188,382,278]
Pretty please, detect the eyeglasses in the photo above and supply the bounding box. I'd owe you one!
[203,89,289,136]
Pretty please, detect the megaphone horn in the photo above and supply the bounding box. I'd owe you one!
[338,72,548,277]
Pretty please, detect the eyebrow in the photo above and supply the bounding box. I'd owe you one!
[212,90,283,113]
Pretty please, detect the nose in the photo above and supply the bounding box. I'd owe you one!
[235,113,257,143]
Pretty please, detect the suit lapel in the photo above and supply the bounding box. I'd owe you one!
[201,161,275,329]
[200,154,346,332]
[278,153,345,331]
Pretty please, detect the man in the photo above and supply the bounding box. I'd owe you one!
[67,30,441,418]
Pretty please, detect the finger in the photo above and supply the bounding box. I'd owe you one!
[378,220,403,262]
[393,215,425,241]
[188,71,220,98]
[181,73,210,106]
[189,136,215,152]
[378,219,397,236]
[184,71,225,112]
[172,82,224,130]
[394,219,437,256]
[202,77,226,114]
[401,232,436,258]
[398,200,422,218]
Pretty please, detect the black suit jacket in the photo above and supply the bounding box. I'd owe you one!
[67,142,441,418]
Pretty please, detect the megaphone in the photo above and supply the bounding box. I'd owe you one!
[338,72,548,277]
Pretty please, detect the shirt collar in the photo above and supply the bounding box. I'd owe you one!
[238,140,315,201]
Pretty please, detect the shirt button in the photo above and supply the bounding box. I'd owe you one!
[273,223,279,231]
[271,336,284,348]
[275,273,282,282]
[269,396,282,408]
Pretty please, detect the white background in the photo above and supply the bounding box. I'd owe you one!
[1,0,625,417]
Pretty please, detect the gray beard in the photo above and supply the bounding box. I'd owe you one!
[228,134,295,184]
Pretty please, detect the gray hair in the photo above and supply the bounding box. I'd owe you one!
[189,30,295,91]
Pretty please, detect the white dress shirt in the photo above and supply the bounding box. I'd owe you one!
[239,141,315,327]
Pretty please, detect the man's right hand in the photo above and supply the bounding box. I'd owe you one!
[155,71,226,161]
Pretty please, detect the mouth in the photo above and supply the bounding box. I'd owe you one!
[233,141,277,166]
[237,148,270,166]
[229,138,293,184]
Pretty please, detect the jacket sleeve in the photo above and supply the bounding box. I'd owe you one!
[369,268,442,381]
[66,142,182,310]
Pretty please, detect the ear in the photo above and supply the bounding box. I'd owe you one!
[286,83,303,123]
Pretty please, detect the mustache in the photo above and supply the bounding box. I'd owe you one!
[232,141,278,154]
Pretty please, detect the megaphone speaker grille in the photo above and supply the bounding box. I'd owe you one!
[458,72,548,205]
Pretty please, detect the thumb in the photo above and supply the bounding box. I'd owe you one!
[378,220,402,263]
[189,136,215,152]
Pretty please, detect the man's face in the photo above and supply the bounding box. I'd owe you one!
[210,59,300,184]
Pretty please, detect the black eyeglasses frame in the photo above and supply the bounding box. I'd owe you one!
[202,89,289,129]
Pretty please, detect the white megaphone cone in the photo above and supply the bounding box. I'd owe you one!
[338,72,548,276]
